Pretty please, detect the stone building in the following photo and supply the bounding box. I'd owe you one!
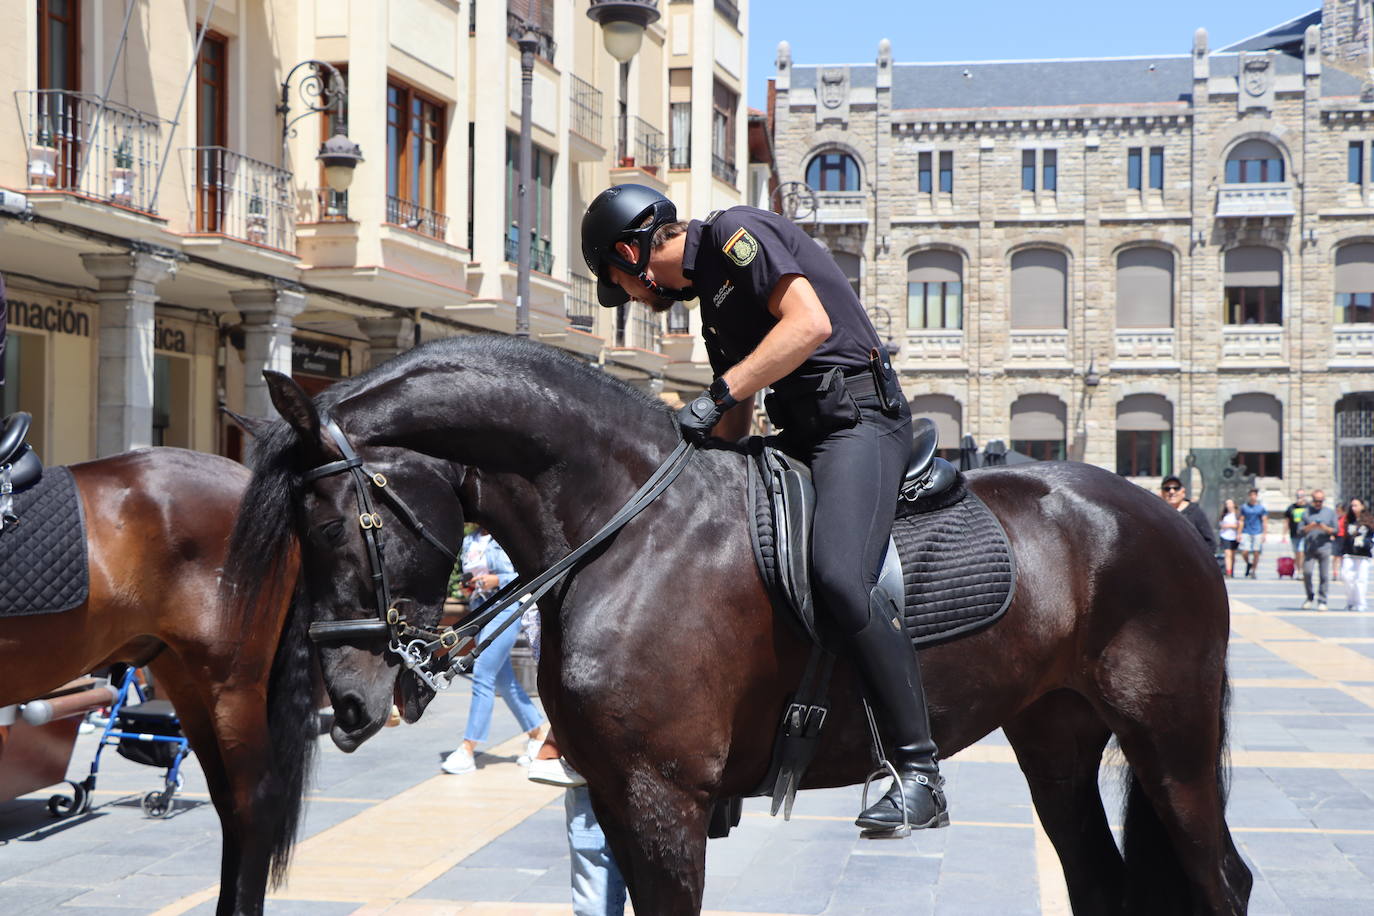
[1,0,746,465]
[773,0,1374,503]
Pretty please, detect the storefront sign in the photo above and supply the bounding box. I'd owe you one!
[155,319,188,353]
[292,339,347,378]
[5,295,90,337]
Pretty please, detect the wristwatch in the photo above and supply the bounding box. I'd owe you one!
[708,376,738,409]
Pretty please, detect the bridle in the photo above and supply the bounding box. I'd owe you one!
[300,415,697,692]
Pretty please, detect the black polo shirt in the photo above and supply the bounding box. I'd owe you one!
[681,206,881,380]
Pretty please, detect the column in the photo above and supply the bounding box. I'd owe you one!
[81,248,178,457]
[232,286,306,420]
[358,316,415,370]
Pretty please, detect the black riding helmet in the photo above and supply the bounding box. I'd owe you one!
[581,184,679,307]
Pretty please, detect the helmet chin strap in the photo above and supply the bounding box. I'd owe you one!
[638,271,696,302]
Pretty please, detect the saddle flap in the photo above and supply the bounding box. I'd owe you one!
[770,451,816,626]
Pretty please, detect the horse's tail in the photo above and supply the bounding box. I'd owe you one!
[265,586,318,887]
[1119,669,1233,913]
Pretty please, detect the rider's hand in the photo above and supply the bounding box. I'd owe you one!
[677,393,726,442]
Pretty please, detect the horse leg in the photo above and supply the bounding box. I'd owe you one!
[1097,672,1251,915]
[150,656,276,916]
[1003,689,1122,915]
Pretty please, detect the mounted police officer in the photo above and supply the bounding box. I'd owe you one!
[581,184,947,835]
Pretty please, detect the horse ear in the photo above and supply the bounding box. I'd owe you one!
[220,406,275,440]
[263,370,321,443]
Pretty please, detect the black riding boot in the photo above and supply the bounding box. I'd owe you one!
[848,591,948,834]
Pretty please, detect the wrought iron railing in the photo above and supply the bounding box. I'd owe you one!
[616,303,661,351]
[570,74,603,146]
[186,146,294,250]
[386,195,449,240]
[568,273,596,330]
[712,153,738,185]
[17,89,163,214]
[313,187,350,222]
[505,229,554,274]
[620,116,664,169]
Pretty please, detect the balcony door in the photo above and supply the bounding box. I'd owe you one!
[195,31,228,233]
[36,0,81,188]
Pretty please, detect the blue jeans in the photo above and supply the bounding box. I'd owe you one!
[566,786,626,916]
[463,603,543,744]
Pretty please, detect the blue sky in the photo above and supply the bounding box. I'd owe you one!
[746,1,1318,107]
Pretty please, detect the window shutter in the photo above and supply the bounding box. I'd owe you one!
[907,250,961,284]
[909,394,961,446]
[1116,394,1173,432]
[1223,393,1281,452]
[1224,247,1281,287]
[1011,249,1067,329]
[1010,394,1066,440]
[1116,247,1174,328]
[1336,243,1374,294]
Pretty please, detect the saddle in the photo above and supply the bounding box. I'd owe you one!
[1,412,44,529]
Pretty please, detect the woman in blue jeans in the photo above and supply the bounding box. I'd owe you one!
[441,528,544,775]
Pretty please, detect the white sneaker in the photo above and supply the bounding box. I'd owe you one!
[527,756,587,787]
[517,737,543,767]
[1318,602,1329,612]
[1301,599,1313,610]
[441,746,476,775]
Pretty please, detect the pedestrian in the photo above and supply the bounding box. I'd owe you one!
[1218,498,1240,576]
[1299,490,1338,612]
[1334,501,1348,580]
[1238,489,1268,578]
[1283,489,1309,568]
[1339,498,1373,612]
[1160,475,1217,556]
[441,527,546,775]
[581,183,943,835]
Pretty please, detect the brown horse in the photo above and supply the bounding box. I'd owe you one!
[0,448,314,916]
[227,335,1252,915]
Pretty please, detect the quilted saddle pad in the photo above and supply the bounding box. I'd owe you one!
[0,466,90,617]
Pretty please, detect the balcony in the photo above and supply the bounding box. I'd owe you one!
[1009,329,1071,363]
[904,329,963,362]
[1221,325,1285,362]
[712,153,738,185]
[616,303,661,351]
[386,195,449,241]
[569,74,604,148]
[1114,329,1176,361]
[1215,184,1295,218]
[17,89,163,215]
[568,273,596,331]
[187,146,293,251]
[619,116,664,171]
[504,230,554,275]
[1333,325,1374,363]
[814,190,868,224]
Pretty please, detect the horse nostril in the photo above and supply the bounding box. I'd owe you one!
[334,695,364,732]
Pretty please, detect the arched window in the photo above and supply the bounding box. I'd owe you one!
[907,250,963,329]
[1116,247,1174,329]
[1010,394,1066,461]
[1224,393,1283,477]
[1336,393,1374,501]
[1335,243,1374,324]
[1225,139,1284,184]
[1224,247,1282,325]
[909,394,962,461]
[1011,248,1067,329]
[831,250,861,299]
[805,151,860,192]
[1116,394,1174,477]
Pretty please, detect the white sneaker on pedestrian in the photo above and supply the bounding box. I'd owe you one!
[1318,601,1329,612]
[517,737,543,766]
[441,746,476,775]
[527,756,587,787]
[1301,599,1313,610]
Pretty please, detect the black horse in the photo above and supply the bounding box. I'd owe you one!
[224,335,1251,915]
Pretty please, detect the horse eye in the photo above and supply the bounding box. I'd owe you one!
[318,519,345,544]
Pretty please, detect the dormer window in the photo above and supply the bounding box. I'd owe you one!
[1225,139,1284,184]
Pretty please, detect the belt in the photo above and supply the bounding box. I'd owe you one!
[770,369,879,401]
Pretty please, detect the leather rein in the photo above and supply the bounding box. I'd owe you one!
[301,416,696,692]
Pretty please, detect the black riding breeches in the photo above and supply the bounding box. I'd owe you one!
[781,389,911,636]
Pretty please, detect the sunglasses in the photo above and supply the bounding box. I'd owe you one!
[1162,485,1182,492]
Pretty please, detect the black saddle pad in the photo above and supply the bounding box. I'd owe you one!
[0,465,90,617]
[893,489,1016,647]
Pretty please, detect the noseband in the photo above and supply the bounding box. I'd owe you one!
[300,416,697,693]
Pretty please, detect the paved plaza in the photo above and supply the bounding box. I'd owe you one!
[3,570,1374,914]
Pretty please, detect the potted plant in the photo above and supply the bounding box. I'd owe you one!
[28,117,58,187]
[246,183,268,243]
[110,137,136,206]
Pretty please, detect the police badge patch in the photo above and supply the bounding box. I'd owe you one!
[723,227,758,267]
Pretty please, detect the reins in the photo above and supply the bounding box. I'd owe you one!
[301,415,696,692]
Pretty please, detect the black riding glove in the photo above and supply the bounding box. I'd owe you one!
[677,380,738,442]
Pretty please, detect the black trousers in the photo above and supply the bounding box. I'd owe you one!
[779,389,912,636]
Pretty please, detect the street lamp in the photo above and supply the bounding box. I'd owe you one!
[587,1,661,166]
[278,60,363,194]
[512,20,553,338]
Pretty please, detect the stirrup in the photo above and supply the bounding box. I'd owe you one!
[858,699,911,839]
